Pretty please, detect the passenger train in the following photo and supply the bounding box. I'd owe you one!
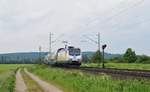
[45,46,82,66]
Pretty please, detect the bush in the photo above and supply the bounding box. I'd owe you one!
[0,72,15,92]
[136,55,150,64]
[91,50,102,63]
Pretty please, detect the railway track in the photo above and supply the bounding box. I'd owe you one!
[63,66,150,78]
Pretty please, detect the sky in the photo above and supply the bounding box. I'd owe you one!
[0,0,150,55]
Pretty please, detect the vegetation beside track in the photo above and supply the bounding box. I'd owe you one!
[0,64,32,92]
[29,65,150,92]
[82,63,150,70]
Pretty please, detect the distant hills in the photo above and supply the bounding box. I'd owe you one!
[0,52,121,62]
[0,52,48,62]
[82,51,121,59]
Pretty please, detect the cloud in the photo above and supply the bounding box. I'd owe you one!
[0,0,150,55]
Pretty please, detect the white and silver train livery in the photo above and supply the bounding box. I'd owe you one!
[45,46,82,66]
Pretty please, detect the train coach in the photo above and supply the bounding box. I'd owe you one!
[45,46,82,66]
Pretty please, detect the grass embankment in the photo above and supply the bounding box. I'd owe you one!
[0,64,32,92]
[0,70,15,92]
[22,69,44,92]
[29,65,150,92]
[82,63,150,70]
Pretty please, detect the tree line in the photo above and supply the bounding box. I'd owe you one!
[0,56,38,64]
[82,48,150,64]
[0,48,150,64]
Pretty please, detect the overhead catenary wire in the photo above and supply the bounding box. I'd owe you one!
[78,0,145,32]
[51,34,64,44]
[83,35,98,44]
[49,32,64,59]
[88,0,145,27]
[105,18,150,31]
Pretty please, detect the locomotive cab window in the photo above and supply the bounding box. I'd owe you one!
[69,48,81,56]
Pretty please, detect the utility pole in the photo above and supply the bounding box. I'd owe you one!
[39,46,42,64]
[83,33,101,67]
[97,32,101,66]
[49,32,52,60]
[48,32,64,60]
[98,32,100,51]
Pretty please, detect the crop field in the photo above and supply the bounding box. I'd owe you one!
[0,64,32,92]
[82,63,150,70]
[29,65,150,92]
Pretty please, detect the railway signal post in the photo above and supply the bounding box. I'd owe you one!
[102,44,107,68]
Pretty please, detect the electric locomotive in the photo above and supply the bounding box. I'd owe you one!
[45,46,82,66]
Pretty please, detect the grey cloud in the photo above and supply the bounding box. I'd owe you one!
[0,0,150,55]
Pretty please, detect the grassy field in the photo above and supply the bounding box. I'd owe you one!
[29,65,150,92]
[0,64,32,92]
[82,63,150,70]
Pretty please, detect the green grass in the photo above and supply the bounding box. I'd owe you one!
[0,64,32,92]
[0,72,15,92]
[29,65,150,92]
[82,63,150,70]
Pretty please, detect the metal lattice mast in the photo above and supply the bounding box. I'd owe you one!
[49,32,52,59]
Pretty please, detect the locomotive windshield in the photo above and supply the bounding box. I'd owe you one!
[69,48,81,56]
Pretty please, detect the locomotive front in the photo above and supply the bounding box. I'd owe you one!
[68,47,82,65]
[56,46,82,66]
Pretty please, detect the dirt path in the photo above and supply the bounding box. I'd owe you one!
[24,68,63,92]
[22,70,44,92]
[14,69,28,92]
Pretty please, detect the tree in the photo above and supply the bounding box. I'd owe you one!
[136,55,150,63]
[82,55,90,63]
[123,48,137,63]
[91,50,102,63]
